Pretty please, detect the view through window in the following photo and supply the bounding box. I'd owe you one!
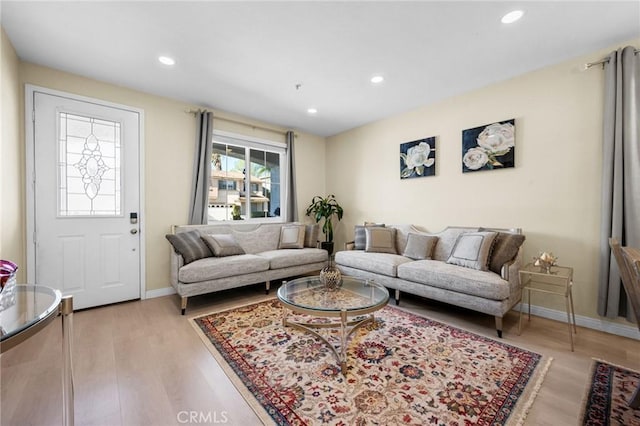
[208,133,285,222]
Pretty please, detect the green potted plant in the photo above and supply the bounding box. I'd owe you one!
[305,195,344,255]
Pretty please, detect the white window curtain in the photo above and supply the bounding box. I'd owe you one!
[598,46,640,320]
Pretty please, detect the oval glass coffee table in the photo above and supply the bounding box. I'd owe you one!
[277,276,389,374]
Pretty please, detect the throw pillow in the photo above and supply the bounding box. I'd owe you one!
[403,233,439,260]
[354,223,385,250]
[165,231,213,264]
[304,224,320,248]
[365,227,397,254]
[487,232,526,274]
[201,233,245,257]
[446,231,498,271]
[279,224,306,249]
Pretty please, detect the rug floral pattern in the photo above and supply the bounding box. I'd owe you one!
[582,360,640,426]
[194,299,546,425]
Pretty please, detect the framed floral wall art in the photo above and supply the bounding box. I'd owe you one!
[462,119,515,173]
[400,137,436,179]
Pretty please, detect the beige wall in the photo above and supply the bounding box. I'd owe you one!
[4,50,325,292]
[326,39,639,323]
[1,28,23,281]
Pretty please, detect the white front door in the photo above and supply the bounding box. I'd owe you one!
[29,88,142,309]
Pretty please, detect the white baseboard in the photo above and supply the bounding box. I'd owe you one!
[145,286,176,299]
[514,303,640,340]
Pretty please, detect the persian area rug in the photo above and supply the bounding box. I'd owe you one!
[580,359,640,426]
[191,299,551,425]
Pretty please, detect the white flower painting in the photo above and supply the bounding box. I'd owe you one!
[462,119,515,173]
[400,137,436,179]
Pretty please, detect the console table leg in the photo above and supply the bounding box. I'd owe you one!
[61,296,74,426]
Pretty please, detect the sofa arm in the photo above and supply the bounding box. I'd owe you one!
[501,246,523,286]
[170,249,184,288]
[345,241,355,251]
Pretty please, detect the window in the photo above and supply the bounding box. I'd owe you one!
[208,131,286,222]
[217,180,236,190]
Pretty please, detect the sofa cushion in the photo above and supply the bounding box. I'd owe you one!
[484,231,526,274]
[403,233,439,260]
[201,233,245,257]
[354,223,385,250]
[279,224,305,249]
[447,231,497,271]
[259,248,327,270]
[165,231,213,265]
[366,227,397,254]
[179,254,269,283]
[431,227,479,262]
[397,260,510,300]
[304,224,320,248]
[335,250,412,277]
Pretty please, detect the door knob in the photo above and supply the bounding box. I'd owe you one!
[130,229,138,234]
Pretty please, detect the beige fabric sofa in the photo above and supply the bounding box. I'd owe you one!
[335,225,524,337]
[170,222,328,314]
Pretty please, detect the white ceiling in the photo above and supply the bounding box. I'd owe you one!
[2,1,639,137]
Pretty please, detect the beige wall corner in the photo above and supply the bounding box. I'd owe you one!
[1,27,24,281]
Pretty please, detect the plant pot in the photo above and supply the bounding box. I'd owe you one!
[320,241,334,256]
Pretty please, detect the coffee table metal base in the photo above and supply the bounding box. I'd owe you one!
[282,307,374,375]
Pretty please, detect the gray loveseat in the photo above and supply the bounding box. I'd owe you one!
[335,225,524,337]
[169,222,328,314]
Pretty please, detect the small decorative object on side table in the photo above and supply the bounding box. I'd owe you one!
[518,262,577,351]
[533,251,558,274]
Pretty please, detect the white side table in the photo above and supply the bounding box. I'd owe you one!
[518,263,577,351]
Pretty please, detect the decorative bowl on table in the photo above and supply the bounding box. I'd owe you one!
[320,261,343,291]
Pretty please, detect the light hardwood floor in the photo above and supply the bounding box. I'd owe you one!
[1,283,639,426]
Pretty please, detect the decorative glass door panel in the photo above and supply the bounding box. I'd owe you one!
[58,112,121,216]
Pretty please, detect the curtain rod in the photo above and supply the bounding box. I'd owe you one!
[185,109,293,137]
[584,48,640,70]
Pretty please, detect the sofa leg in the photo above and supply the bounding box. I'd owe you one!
[395,289,400,306]
[265,281,270,295]
[495,316,503,338]
[181,296,188,316]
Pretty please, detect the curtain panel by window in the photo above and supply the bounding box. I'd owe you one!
[285,130,298,222]
[188,111,213,225]
[598,46,640,320]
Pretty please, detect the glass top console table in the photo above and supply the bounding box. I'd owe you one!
[277,276,389,374]
[518,263,577,351]
[0,285,75,426]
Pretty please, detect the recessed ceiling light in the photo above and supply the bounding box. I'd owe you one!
[370,75,384,84]
[501,10,524,24]
[307,108,318,115]
[158,56,176,66]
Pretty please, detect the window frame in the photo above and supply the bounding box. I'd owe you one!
[210,130,288,223]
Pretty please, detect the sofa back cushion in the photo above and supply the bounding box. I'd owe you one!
[353,223,385,250]
[365,227,397,254]
[403,233,439,260]
[174,223,286,254]
[166,231,213,264]
[430,227,480,261]
[201,234,246,257]
[446,231,498,271]
[304,224,320,248]
[279,224,306,249]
